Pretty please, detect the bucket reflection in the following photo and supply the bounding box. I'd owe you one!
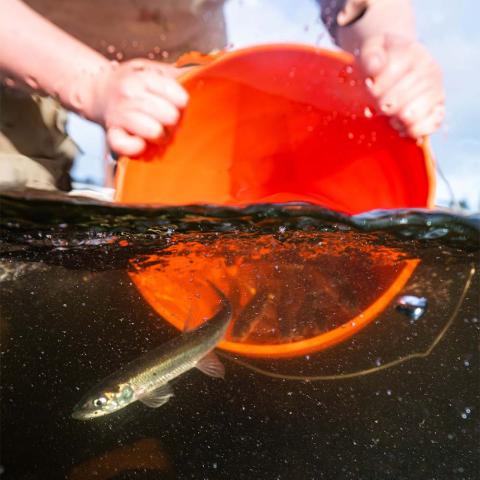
[129,231,418,360]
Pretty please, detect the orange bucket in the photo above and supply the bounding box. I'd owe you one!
[116,44,435,359]
[115,44,435,213]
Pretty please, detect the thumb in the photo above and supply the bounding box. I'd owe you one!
[360,36,387,77]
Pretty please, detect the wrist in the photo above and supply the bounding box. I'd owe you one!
[61,56,113,125]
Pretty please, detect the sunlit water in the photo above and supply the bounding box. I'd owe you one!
[1,190,479,480]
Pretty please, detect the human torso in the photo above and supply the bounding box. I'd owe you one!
[24,0,226,61]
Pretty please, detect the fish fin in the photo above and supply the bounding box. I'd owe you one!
[196,352,225,379]
[139,384,174,408]
[183,303,195,332]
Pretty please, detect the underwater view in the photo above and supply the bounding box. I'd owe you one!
[1,191,478,479]
[1,1,479,478]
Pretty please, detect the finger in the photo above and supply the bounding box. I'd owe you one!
[378,75,444,118]
[144,73,189,108]
[114,110,165,141]
[107,127,146,156]
[129,94,180,126]
[369,45,416,97]
[359,35,387,77]
[404,104,445,138]
[396,88,445,129]
[170,65,196,79]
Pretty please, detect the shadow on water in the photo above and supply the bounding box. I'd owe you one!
[0,190,479,480]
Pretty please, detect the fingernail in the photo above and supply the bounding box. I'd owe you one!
[403,108,414,120]
[169,84,188,107]
[163,104,179,124]
[381,102,393,113]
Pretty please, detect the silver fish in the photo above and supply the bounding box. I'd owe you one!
[72,286,232,420]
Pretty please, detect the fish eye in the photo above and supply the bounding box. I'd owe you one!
[93,396,107,408]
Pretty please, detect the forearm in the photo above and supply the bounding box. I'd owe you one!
[0,0,109,118]
[319,0,416,52]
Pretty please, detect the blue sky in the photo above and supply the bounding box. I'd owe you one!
[69,0,479,209]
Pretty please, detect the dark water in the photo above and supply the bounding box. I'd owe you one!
[1,191,479,480]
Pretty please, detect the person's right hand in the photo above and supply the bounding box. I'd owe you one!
[88,59,189,156]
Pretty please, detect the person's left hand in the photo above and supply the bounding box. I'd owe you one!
[358,34,445,138]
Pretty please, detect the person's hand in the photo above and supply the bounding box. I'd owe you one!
[358,34,445,138]
[88,59,188,156]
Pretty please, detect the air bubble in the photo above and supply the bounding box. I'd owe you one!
[3,77,17,88]
[25,76,39,90]
[395,295,427,321]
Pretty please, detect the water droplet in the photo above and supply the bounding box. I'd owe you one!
[395,295,428,321]
[107,44,116,54]
[25,76,38,90]
[345,65,353,74]
[3,77,17,88]
[421,228,449,239]
[70,90,84,110]
[347,132,354,140]
[364,106,373,118]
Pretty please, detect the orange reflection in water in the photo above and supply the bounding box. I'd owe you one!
[129,232,418,358]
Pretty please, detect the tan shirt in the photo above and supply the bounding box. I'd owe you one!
[23,0,227,61]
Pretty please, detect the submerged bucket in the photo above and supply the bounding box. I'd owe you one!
[115,44,435,213]
[116,44,435,358]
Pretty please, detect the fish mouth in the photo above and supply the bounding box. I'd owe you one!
[71,404,98,421]
[71,409,87,420]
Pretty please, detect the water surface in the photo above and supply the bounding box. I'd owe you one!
[1,191,478,479]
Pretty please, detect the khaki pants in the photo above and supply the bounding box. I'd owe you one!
[0,87,78,191]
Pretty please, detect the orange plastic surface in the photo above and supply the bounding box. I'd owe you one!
[115,44,435,214]
[129,234,419,359]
